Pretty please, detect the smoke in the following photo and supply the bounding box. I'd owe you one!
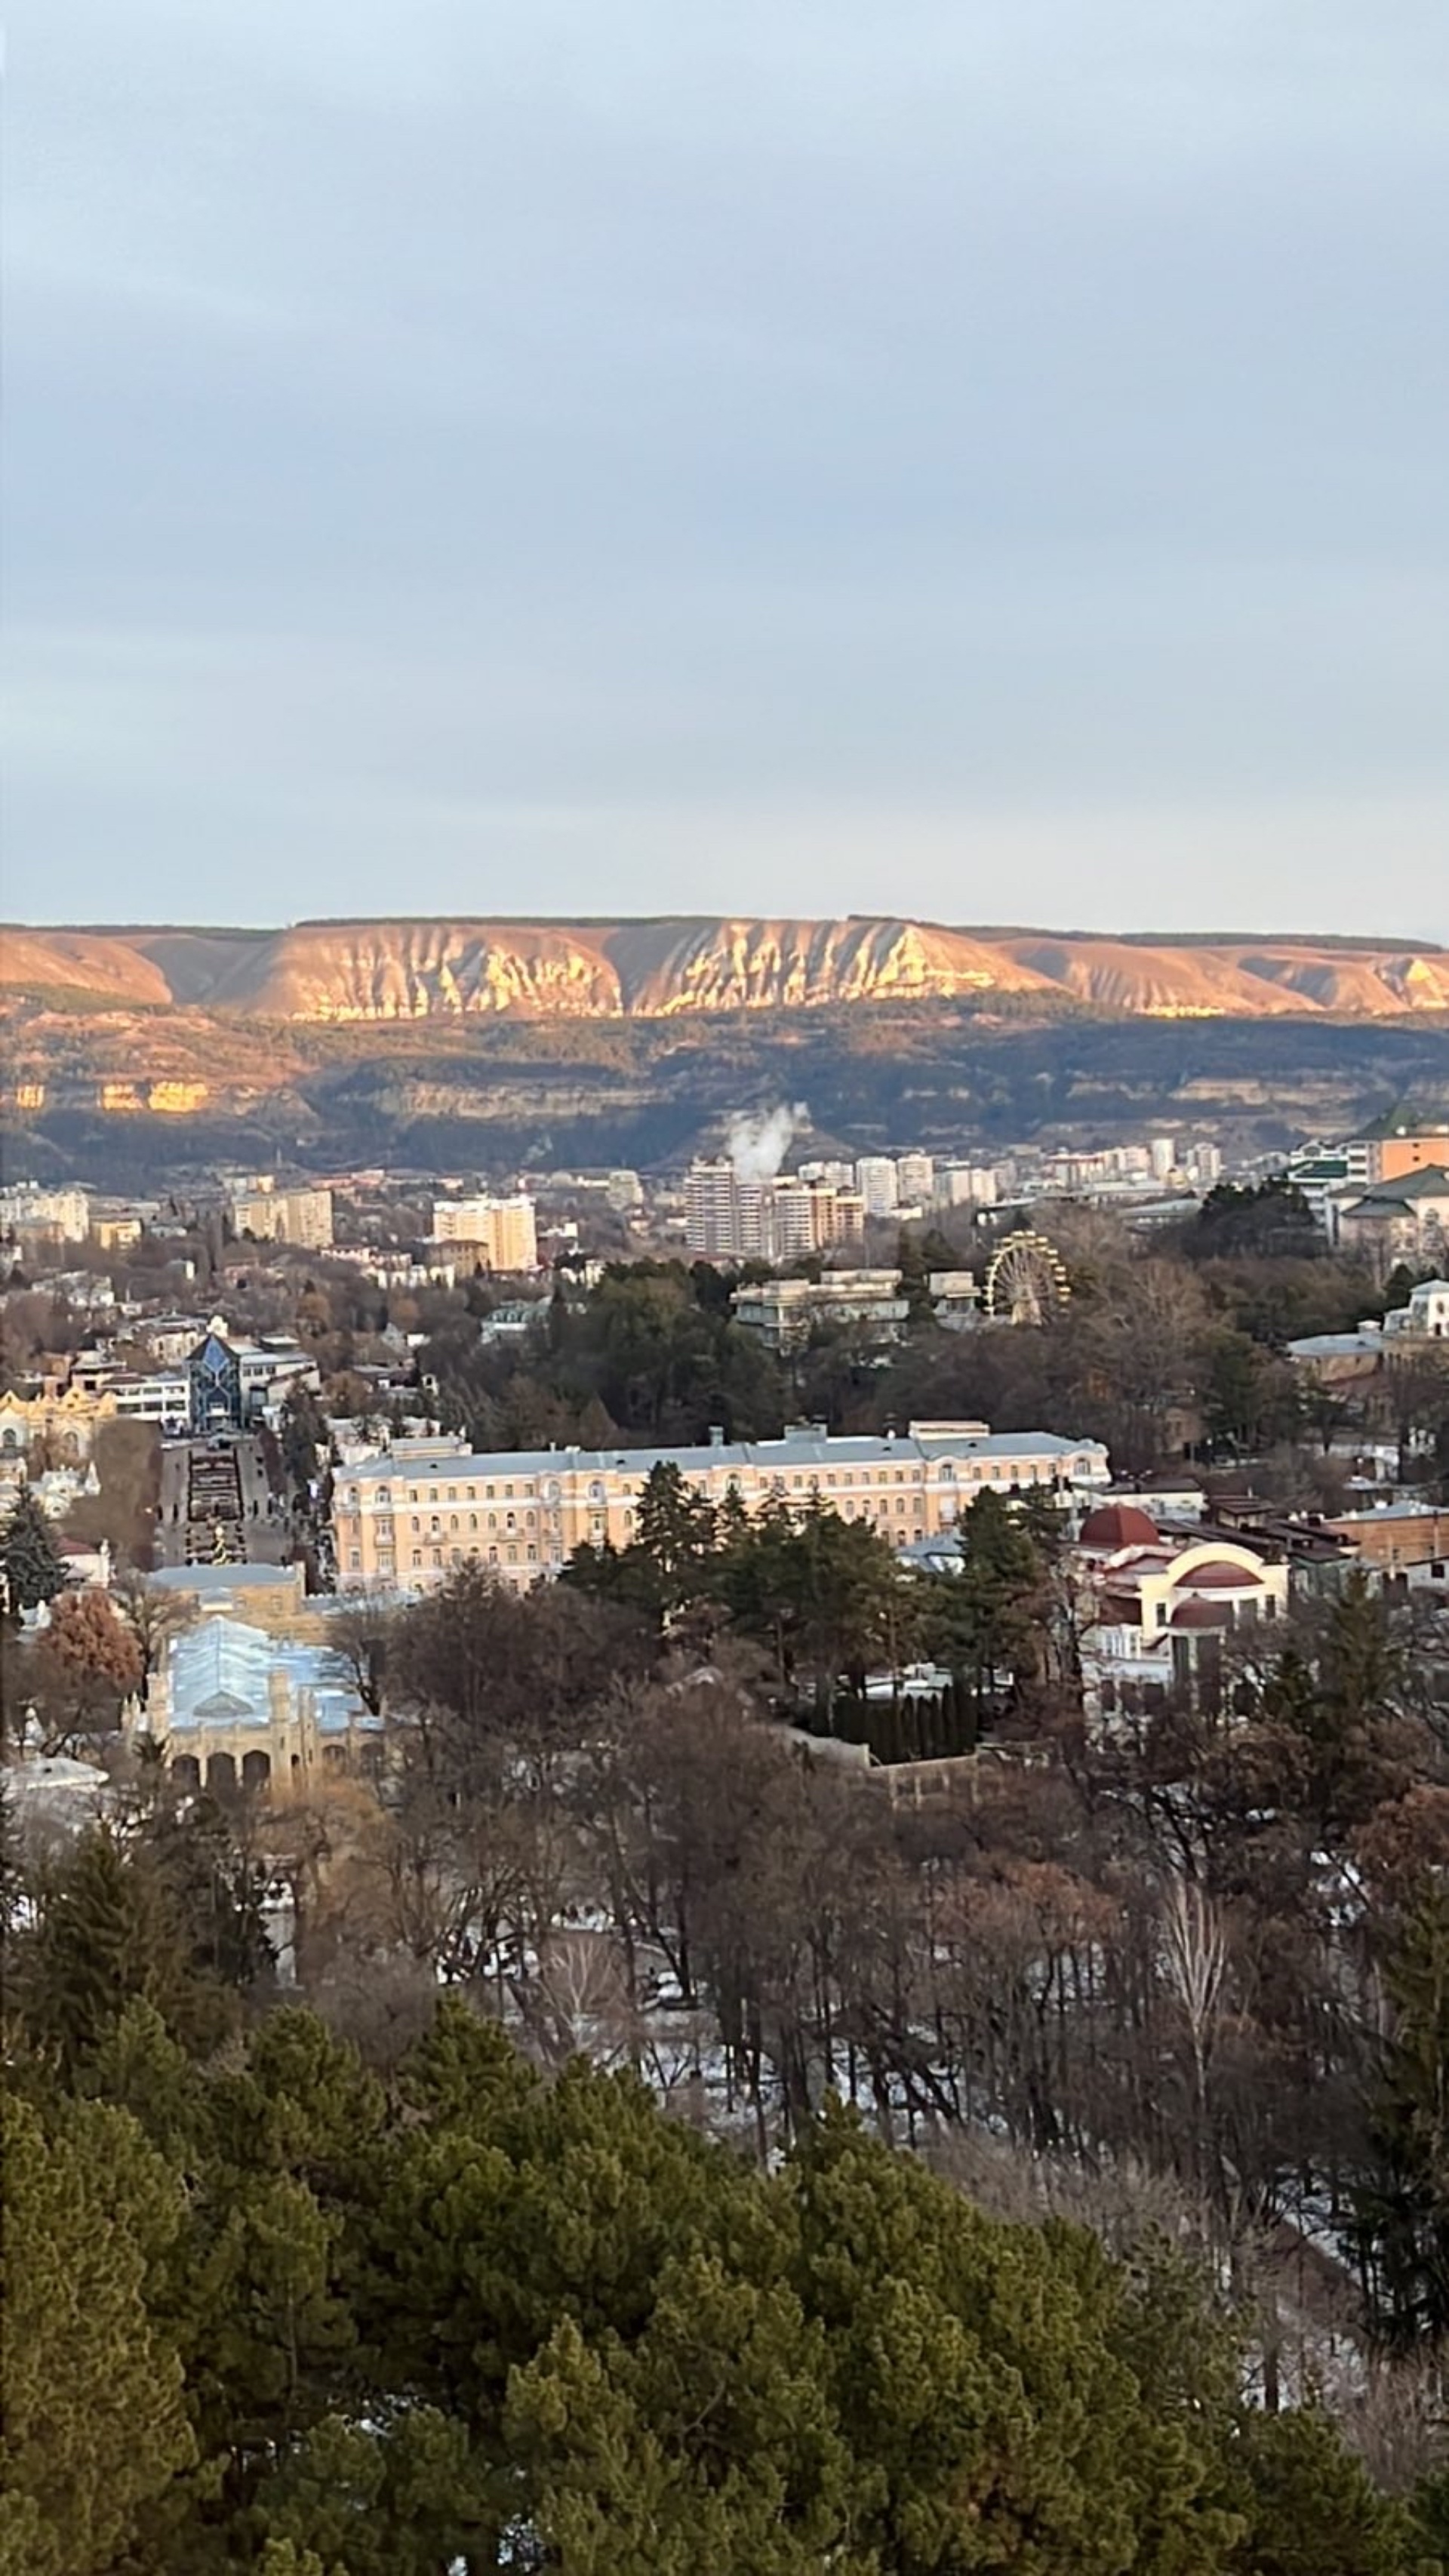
[727,1102,807,1183]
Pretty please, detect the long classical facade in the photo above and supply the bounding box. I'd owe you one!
[332,1419,1110,1594]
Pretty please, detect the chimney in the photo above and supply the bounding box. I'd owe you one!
[709,1424,725,1448]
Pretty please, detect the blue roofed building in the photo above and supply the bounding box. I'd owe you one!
[146,1611,383,1798]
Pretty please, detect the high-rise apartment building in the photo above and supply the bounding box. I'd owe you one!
[685,1162,865,1260]
[897,1153,934,1206]
[430,1195,539,1271]
[0,1183,91,1243]
[685,1162,771,1259]
[855,1156,900,1218]
[229,1185,334,1251]
[936,1165,998,1211]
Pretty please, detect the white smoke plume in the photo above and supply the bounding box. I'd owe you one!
[727,1102,807,1183]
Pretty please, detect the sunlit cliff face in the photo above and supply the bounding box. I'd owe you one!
[8,918,1449,1023]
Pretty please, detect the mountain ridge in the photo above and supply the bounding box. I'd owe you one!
[7,916,1449,1022]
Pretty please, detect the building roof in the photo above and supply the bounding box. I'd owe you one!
[1286,1332,1385,1360]
[1347,1165,1449,1208]
[150,1562,300,1595]
[165,1614,375,1734]
[1169,1598,1235,1630]
[340,1424,1106,1485]
[1173,1559,1264,1590]
[1079,1502,1161,1550]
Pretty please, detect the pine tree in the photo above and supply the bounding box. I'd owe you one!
[2,1488,66,1617]
[17,1827,237,2073]
[1353,1885,1449,2348]
[0,2090,194,2574]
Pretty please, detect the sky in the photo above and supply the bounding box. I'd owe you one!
[8,1,1449,938]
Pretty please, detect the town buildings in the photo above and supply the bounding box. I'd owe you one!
[684,1162,864,1260]
[332,1419,1110,1594]
[229,1183,335,1250]
[429,1194,539,1271]
[729,1270,911,1352]
[1327,1168,1449,1273]
[1072,1500,1292,1724]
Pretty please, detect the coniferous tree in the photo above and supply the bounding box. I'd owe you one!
[1,1487,66,1617]
[1353,1885,1449,2349]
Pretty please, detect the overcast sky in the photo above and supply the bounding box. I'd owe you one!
[8,1,1448,936]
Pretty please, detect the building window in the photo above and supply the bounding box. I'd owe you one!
[507,1545,518,1565]
[447,1487,457,1503]
[526,1543,537,1562]
[506,1512,515,1531]
[411,1516,420,1533]
[431,1549,441,1568]
[377,1485,391,1504]
[349,1550,361,1571]
[466,1485,476,1501]
[411,1550,421,1568]
[469,1513,478,1531]
[451,1548,461,1566]
[488,1546,498,1564]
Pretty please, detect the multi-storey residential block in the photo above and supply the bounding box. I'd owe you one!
[332,1419,1109,1594]
[854,1156,900,1217]
[729,1270,911,1351]
[229,1183,335,1250]
[429,1194,539,1270]
[0,1183,91,1244]
[684,1164,863,1260]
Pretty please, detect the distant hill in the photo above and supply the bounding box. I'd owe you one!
[7,914,1449,1021]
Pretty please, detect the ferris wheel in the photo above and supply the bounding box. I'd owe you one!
[983,1228,1070,1325]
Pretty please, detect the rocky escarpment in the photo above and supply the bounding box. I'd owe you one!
[6,916,1449,1020]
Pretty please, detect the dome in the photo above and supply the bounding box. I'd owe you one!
[1079,1503,1161,1550]
[1170,1598,1234,1630]
[1174,1559,1261,1591]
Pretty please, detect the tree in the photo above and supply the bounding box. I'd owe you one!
[715,1497,903,1693]
[0,2089,195,2576]
[15,1827,243,2073]
[919,1486,1044,1714]
[31,1586,143,1750]
[632,1460,718,1617]
[1354,1886,1449,2349]
[1,1488,66,1617]
[328,1598,396,1717]
[115,1570,188,1710]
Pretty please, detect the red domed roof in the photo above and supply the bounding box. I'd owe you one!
[1080,1503,1161,1550]
[1170,1598,1234,1629]
[1174,1559,1261,1590]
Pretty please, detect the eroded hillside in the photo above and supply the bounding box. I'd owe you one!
[8,916,1449,1021]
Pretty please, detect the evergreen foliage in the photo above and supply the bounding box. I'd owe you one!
[0,1882,1430,2573]
[1,1488,66,1616]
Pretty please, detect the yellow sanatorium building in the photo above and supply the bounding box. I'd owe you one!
[333,1419,1110,1593]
